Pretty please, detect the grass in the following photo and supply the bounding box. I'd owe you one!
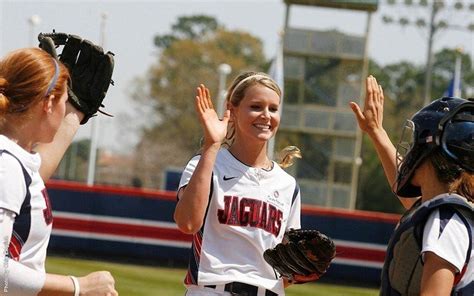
[46,256,379,296]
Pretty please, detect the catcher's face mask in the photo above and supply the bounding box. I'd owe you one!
[396,119,416,166]
[395,119,429,197]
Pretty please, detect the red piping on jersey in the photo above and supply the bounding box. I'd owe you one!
[8,234,22,261]
[184,231,203,285]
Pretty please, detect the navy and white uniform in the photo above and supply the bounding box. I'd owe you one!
[179,149,301,296]
[0,135,53,294]
[422,198,474,291]
[381,194,474,295]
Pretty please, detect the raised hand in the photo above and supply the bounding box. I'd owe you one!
[195,84,230,148]
[350,75,385,139]
[349,75,411,205]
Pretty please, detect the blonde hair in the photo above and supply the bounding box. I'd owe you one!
[224,71,301,168]
[276,146,302,169]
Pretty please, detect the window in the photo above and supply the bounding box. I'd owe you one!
[304,57,340,106]
[334,162,352,184]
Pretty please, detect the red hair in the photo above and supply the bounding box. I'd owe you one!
[0,48,69,116]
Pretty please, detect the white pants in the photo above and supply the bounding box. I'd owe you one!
[185,285,233,296]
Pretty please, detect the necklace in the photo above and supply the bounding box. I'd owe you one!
[261,159,273,171]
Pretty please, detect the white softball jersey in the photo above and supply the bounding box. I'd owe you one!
[179,148,301,296]
[422,206,474,290]
[0,135,51,294]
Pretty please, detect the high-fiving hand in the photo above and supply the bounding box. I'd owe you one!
[195,84,231,148]
[350,75,385,139]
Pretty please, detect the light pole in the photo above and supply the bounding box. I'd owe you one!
[422,1,439,105]
[87,12,107,186]
[453,47,463,97]
[217,63,231,117]
[28,14,41,46]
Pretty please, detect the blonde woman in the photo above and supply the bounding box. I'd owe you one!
[175,72,302,296]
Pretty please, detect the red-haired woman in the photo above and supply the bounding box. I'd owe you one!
[0,48,117,295]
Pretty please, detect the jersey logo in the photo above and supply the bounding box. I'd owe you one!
[223,176,237,181]
[217,195,283,237]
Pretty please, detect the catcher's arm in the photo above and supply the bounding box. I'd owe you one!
[420,252,457,295]
[350,76,417,209]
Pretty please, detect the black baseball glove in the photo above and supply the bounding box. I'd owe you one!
[263,229,336,284]
[38,31,115,124]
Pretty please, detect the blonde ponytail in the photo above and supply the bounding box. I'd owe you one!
[276,146,302,169]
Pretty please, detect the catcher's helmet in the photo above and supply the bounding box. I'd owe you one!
[395,97,473,197]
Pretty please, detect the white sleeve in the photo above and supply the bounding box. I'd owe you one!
[286,183,301,230]
[0,209,45,295]
[421,209,471,272]
[0,208,16,256]
[177,155,201,191]
[0,154,27,215]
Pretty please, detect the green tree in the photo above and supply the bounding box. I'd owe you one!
[431,48,473,99]
[356,48,474,213]
[154,15,219,48]
[132,15,266,188]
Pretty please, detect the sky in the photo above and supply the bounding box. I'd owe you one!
[0,0,472,153]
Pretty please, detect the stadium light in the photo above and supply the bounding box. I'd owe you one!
[217,63,231,117]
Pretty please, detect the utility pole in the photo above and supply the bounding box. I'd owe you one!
[453,47,463,97]
[382,0,473,105]
[423,1,438,105]
[87,12,107,186]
